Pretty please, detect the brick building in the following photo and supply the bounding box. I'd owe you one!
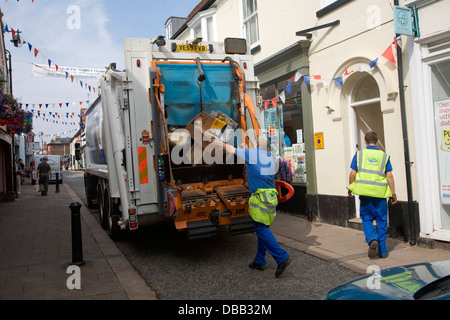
[47,137,71,156]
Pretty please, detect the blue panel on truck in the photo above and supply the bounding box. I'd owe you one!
[157,63,239,127]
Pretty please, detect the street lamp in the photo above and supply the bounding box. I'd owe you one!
[38,131,44,154]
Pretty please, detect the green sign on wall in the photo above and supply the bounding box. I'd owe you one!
[393,5,413,36]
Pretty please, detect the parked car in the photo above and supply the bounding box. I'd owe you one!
[31,155,63,184]
[324,260,450,300]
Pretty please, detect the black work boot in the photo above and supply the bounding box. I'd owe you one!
[275,257,292,278]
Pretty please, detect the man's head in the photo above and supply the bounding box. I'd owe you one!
[256,135,269,150]
[364,131,378,145]
[43,156,48,161]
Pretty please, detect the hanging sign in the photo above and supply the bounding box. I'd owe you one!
[393,6,413,36]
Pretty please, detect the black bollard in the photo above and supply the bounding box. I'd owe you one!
[69,202,85,266]
[55,173,60,193]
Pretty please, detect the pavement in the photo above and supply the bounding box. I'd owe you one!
[1,177,450,300]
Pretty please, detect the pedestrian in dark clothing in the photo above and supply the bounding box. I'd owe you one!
[37,156,52,196]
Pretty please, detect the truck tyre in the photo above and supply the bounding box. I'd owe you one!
[84,173,99,209]
[104,188,121,240]
[97,182,108,229]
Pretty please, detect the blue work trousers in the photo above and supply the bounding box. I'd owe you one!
[253,221,290,266]
[360,197,388,255]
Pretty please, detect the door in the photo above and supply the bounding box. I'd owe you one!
[349,74,384,218]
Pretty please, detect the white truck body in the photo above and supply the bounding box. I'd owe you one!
[84,38,261,238]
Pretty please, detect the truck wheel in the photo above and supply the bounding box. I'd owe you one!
[104,188,121,240]
[97,183,108,229]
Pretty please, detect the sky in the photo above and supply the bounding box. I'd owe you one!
[1,0,200,143]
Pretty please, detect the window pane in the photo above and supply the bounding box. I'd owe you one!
[431,60,450,99]
[244,0,256,19]
[352,75,380,102]
[207,17,214,41]
[431,59,450,229]
[246,16,259,45]
[193,23,202,38]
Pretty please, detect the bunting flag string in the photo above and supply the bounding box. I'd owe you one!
[42,128,79,139]
[3,19,97,94]
[29,109,84,120]
[4,1,37,3]
[19,100,90,110]
[262,37,400,109]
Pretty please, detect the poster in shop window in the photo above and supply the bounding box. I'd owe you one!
[435,98,450,204]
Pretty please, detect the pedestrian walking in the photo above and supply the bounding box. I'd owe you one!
[37,156,52,196]
[208,132,291,278]
[348,131,397,258]
[14,159,23,196]
[18,159,25,184]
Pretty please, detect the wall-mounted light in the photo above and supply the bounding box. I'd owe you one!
[152,36,166,47]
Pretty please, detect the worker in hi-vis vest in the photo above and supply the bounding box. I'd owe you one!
[206,131,291,278]
[348,131,398,258]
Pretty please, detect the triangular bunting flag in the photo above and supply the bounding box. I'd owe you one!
[333,77,344,88]
[382,45,396,64]
[279,91,286,104]
[271,97,277,108]
[369,58,379,68]
[294,71,303,82]
[285,83,292,95]
[322,79,331,89]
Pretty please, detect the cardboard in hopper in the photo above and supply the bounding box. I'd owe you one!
[185,111,238,165]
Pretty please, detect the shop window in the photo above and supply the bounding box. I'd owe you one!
[431,59,450,229]
[261,74,306,184]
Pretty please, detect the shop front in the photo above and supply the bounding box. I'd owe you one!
[254,41,315,219]
[409,28,450,242]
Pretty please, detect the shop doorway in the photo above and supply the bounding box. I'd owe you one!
[349,73,384,218]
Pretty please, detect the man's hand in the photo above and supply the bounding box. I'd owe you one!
[348,189,353,197]
[389,194,398,205]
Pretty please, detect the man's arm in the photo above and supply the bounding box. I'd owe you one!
[205,131,237,155]
[348,169,356,197]
[387,171,397,205]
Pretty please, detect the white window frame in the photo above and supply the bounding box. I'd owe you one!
[165,23,172,39]
[241,0,260,50]
[187,8,217,42]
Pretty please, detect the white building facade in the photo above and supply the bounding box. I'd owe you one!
[167,0,450,243]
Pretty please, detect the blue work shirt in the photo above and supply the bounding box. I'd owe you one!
[235,148,276,194]
[350,146,392,172]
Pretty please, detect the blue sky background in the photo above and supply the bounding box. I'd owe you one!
[1,0,200,142]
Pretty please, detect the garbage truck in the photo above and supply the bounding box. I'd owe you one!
[83,37,263,239]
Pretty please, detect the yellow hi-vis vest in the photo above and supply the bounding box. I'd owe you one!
[348,148,392,199]
[249,189,278,226]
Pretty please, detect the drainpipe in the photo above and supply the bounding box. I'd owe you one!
[394,0,416,246]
